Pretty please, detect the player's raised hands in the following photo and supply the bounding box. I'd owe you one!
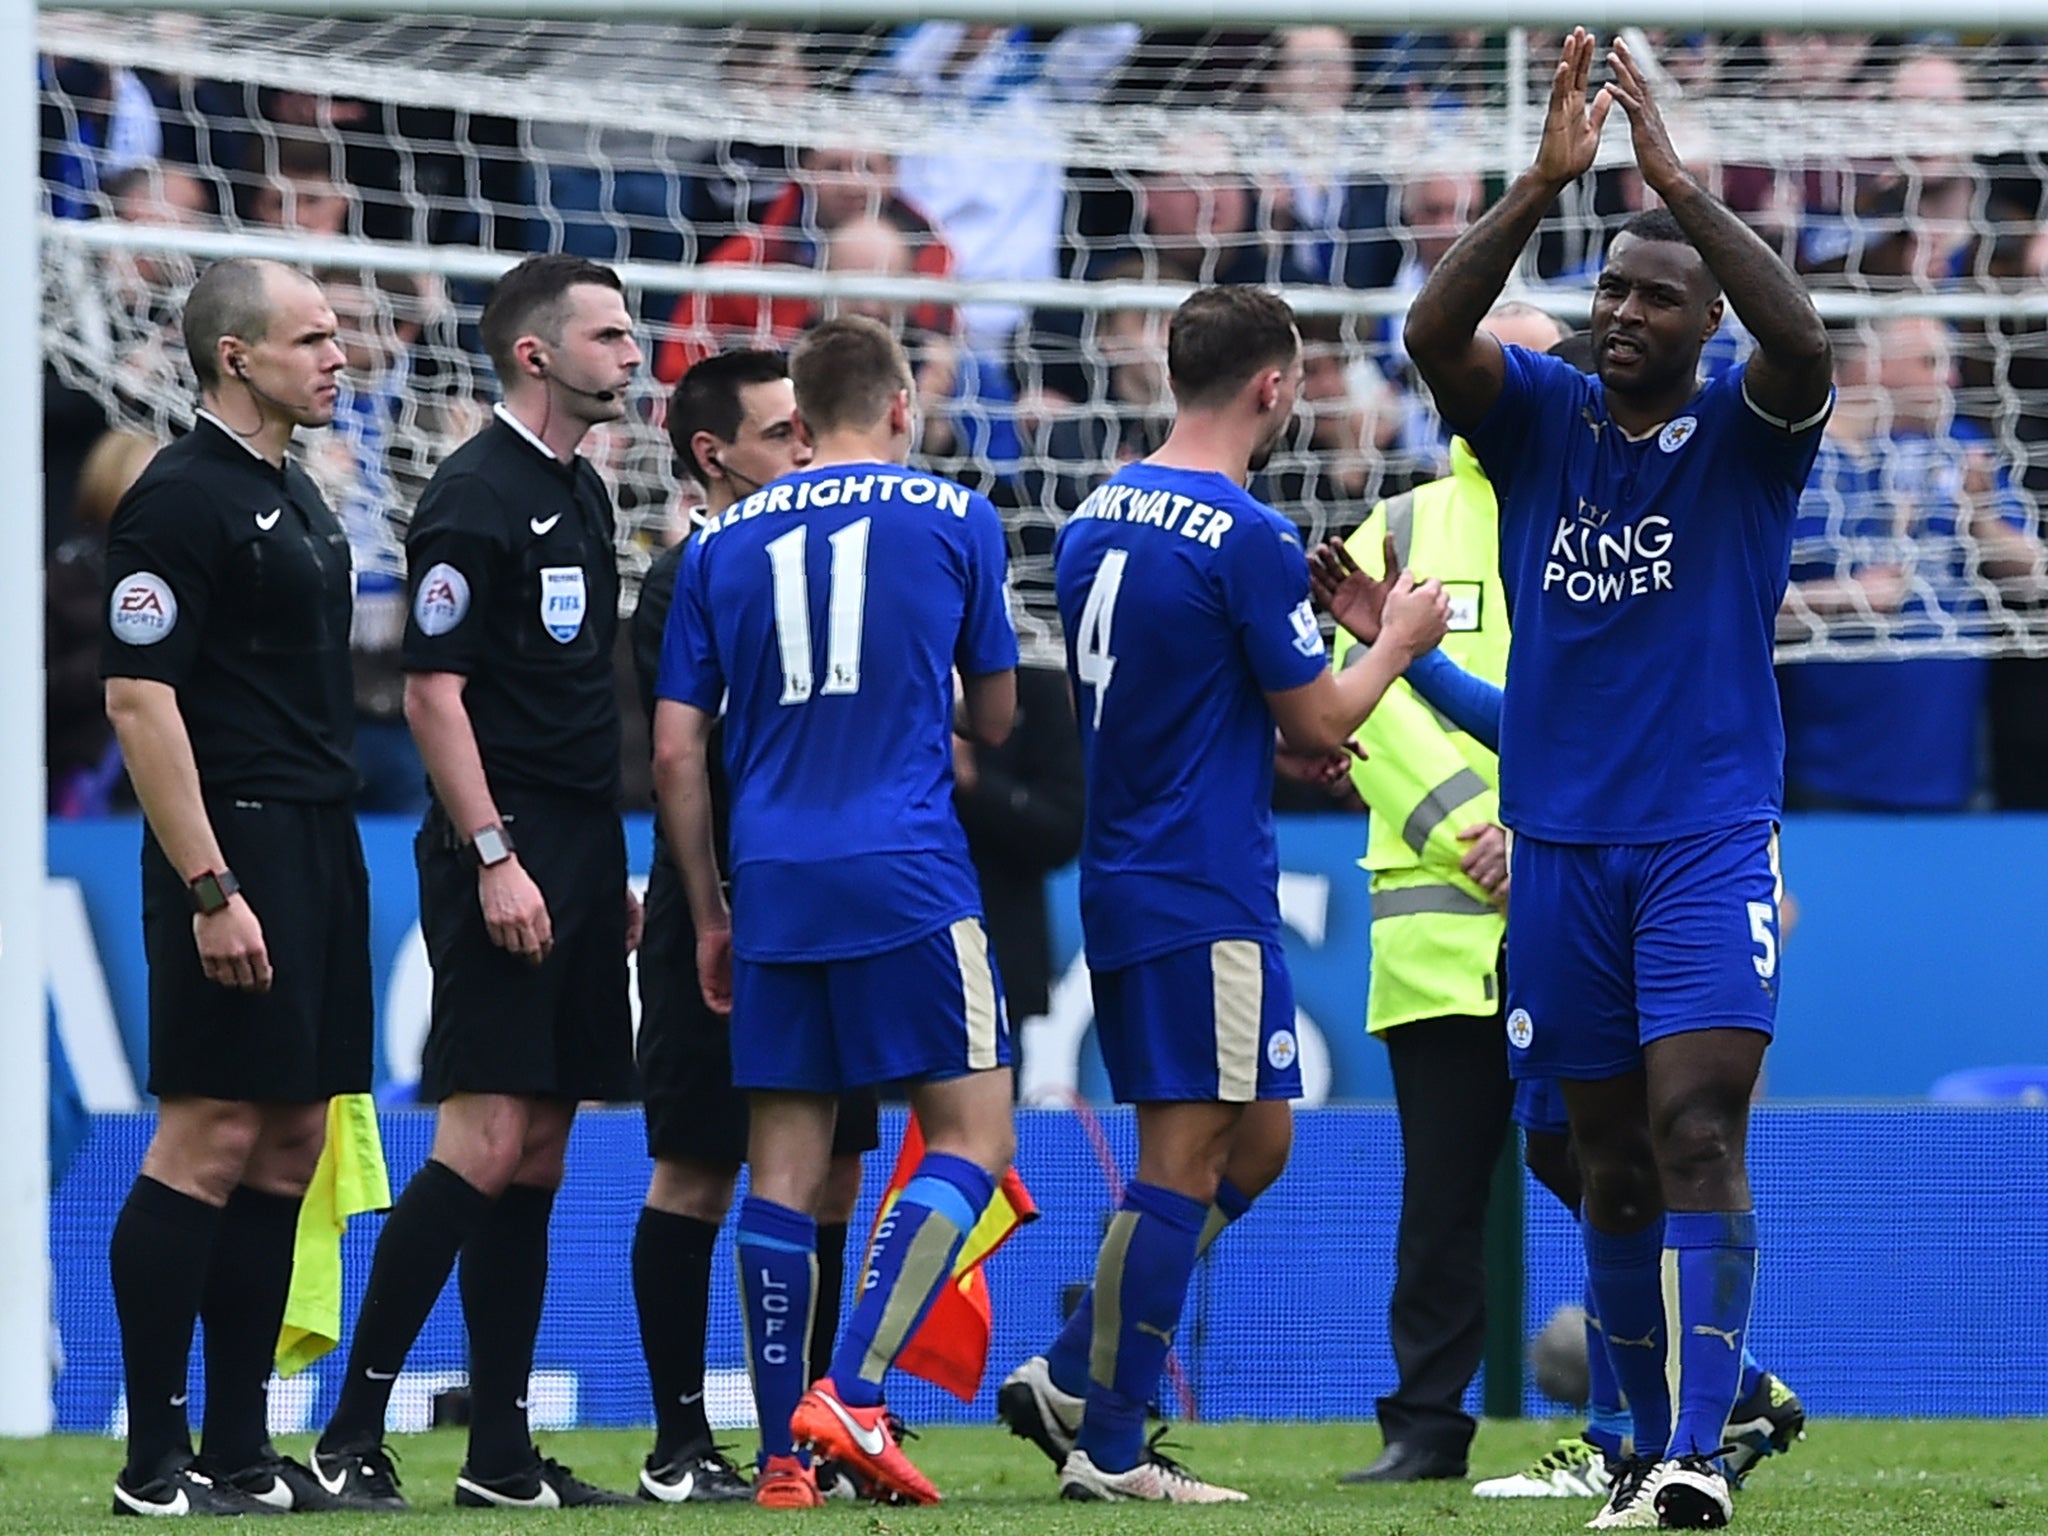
[1380,572,1453,660]
[1533,27,1614,188]
[1309,532,1400,645]
[1603,35,1685,198]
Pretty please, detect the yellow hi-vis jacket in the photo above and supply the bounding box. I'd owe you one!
[1332,438,1511,1033]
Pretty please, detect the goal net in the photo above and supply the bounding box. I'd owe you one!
[36,15,2048,663]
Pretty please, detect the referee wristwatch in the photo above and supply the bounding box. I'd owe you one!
[466,823,517,869]
[188,869,241,916]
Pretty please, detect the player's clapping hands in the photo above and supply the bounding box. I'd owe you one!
[1308,532,1398,645]
[1534,27,1614,188]
[1601,35,1686,198]
[1309,533,1450,659]
[1381,572,1451,660]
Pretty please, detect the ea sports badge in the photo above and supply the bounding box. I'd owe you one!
[540,565,587,644]
[1506,1008,1534,1049]
[413,562,471,637]
[109,572,177,646]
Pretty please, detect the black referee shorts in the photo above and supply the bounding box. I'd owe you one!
[143,797,372,1104]
[415,795,637,1104]
[637,850,879,1166]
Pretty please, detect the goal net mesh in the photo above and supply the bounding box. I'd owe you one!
[37,15,2048,662]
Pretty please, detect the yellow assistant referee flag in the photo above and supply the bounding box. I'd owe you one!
[275,1093,391,1378]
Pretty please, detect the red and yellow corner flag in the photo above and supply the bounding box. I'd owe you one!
[867,1113,1038,1401]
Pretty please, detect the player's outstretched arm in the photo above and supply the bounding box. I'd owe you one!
[1268,573,1450,756]
[1405,27,1612,429]
[1604,35,1830,425]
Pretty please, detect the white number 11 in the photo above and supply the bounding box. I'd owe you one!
[764,518,870,705]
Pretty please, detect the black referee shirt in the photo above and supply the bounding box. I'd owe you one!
[402,409,621,803]
[100,415,357,802]
[632,537,731,877]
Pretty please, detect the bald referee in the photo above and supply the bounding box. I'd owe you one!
[103,259,371,1516]
[312,254,642,1511]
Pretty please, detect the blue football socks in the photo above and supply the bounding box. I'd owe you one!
[1074,1181,1208,1474]
[1046,1177,1252,1400]
[827,1152,992,1409]
[735,1196,816,1463]
[1584,1214,1672,1461]
[1663,1210,1759,1458]
[1582,1281,1630,1461]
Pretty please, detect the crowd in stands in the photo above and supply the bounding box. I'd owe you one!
[36,25,2048,813]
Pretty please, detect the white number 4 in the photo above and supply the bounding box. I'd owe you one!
[1747,900,1778,980]
[1074,548,1129,729]
[764,518,870,705]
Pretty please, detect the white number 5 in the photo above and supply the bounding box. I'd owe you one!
[1747,900,1778,980]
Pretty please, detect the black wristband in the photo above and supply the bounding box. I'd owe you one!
[188,868,241,916]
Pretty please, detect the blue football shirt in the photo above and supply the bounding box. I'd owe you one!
[1466,345,1827,843]
[657,461,1018,961]
[1053,462,1328,970]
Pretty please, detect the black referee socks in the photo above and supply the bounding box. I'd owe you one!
[634,1208,720,1461]
[321,1159,491,1451]
[459,1183,557,1480]
[812,1222,852,1389]
[200,1185,303,1471]
[111,1176,222,1479]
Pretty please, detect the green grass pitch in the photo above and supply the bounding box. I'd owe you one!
[7,1420,2045,1532]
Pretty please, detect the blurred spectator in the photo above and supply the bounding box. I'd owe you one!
[689,27,813,240]
[1778,318,2041,811]
[1016,258,1175,513]
[56,163,211,424]
[240,131,352,235]
[1263,310,1390,513]
[302,269,455,815]
[1032,134,1318,405]
[40,56,160,218]
[1260,26,1401,289]
[820,213,996,464]
[863,23,1137,352]
[526,27,692,268]
[49,429,158,816]
[953,662,1084,1060]
[652,146,954,382]
[1389,172,1482,299]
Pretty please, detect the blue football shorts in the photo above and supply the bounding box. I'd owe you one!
[1513,1078,1571,1137]
[1505,820,1782,1082]
[730,916,1011,1092]
[1091,936,1304,1104]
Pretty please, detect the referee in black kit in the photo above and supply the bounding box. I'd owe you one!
[629,351,880,1503]
[311,255,641,1511]
[101,258,371,1515]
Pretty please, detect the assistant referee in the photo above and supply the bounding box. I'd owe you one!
[102,258,370,1517]
[312,254,642,1511]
